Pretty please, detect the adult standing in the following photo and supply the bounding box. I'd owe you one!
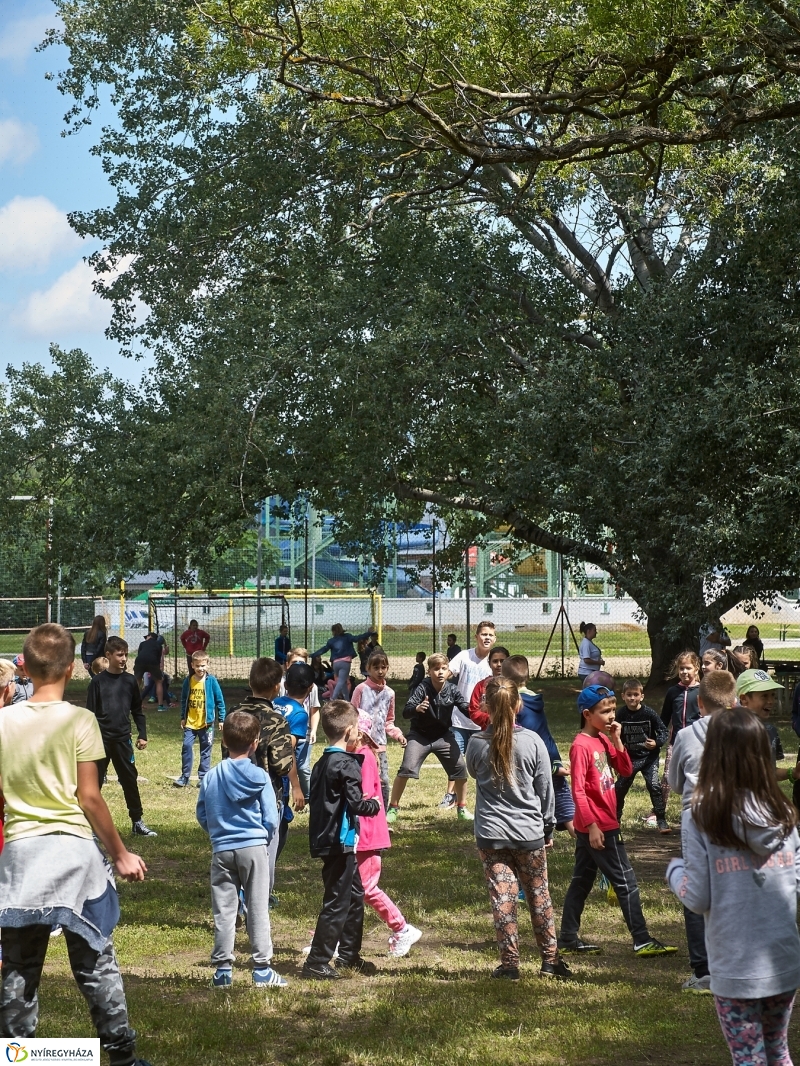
[311,623,378,700]
[133,631,168,711]
[698,620,731,657]
[442,621,497,808]
[80,615,107,677]
[180,618,210,675]
[577,623,604,682]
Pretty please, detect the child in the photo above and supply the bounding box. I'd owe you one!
[353,711,422,957]
[558,685,676,957]
[351,651,407,808]
[10,654,33,704]
[0,624,151,1065]
[658,650,701,817]
[91,655,109,676]
[443,621,497,806]
[408,651,426,694]
[274,661,315,857]
[180,618,210,675]
[278,647,321,801]
[736,669,794,779]
[302,700,381,980]
[87,635,156,837]
[614,679,670,833]
[667,708,800,1066]
[466,676,571,981]
[668,669,737,993]
[468,645,510,727]
[175,651,226,788]
[196,710,284,988]
[274,624,291,666]
[499,655,575,836]
[133,631,167,711]
[386,653,473,824]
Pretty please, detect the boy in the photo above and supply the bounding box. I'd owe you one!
[441,621,497,807]
[133,631,167,711]
[386,653,472,823]
[91,656,109,675]
[351,651,407,808]
[0,623,151,1065]
[175,651,226,788]
[558,685,676,958]
[10,655,32,704]
[499,655,575,835]
[274,625,291,666]
[196,710,283,988]
[302,700,381,980]
[736,669,794,778]
[445,633,461,661]
[614,679,670,833]
[668,669,737,993]
[274,661,316,856]
[408,651,426,694]
[278,647,321,800]
[230,657,304,897]
[180,619,210,675]
[87,635,156,837]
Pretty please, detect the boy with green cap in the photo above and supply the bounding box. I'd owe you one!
[736,669,797,781]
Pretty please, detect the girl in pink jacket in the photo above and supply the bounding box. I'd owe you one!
[354,712,422,958]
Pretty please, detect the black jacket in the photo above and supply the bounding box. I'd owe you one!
[408,663,425,692]
[87,670,146,742]
[403,678,469,741]
[308,748,380,857]
[616,703,669,770]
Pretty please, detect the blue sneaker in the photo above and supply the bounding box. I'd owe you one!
[518,888,526,902]
[253,967,287,988]
[212,967,232,988]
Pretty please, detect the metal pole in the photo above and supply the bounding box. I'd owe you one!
[431,521,437,652]
[174,563,179,678]
[45,498,53,623]
[119,579,125,639]
[256,501,263,658]
[57,566,63,625]
[464,548,471,645]
[560,555,565,679]
[304,502,309,649]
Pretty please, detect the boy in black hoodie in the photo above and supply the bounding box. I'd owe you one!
[614,678,670,833]
[302,700,380,980]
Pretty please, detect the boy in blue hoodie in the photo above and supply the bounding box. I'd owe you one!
[196,710,282,988]
[176,652,226,787]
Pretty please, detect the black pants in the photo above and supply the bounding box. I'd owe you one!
[98,736,143,824]
[615,754,666,820]
[560,830,650,946]
[684,907,709,978]
[0,925,137,1066]
[307,852,364,967]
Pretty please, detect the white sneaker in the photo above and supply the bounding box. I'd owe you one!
[388,924,423,958]
[643,813,657,827]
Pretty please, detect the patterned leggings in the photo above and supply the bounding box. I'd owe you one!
[714,990,795,1066]
[478,846,557,969]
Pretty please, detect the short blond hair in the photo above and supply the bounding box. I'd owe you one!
[191,651,210,664]
[0,660,15,688]
[287,647,309,664]
[91,656,109,675]
[427,653,449,671]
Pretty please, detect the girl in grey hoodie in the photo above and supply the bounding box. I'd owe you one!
[667,708,800,1066]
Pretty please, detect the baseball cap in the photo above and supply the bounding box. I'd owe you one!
[735,669,783,696]
[285,661,316,691]
[12,655,23,668]
[577,685,615,712]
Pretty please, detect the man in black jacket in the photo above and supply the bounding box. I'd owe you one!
[386,653,472,824]
[87,635,157,837]
[302,701,380,981]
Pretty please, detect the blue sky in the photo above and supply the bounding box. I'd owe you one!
[0,0,144,383]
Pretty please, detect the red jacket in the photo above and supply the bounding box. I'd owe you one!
[468,677,491,729]
[569,732,632,833]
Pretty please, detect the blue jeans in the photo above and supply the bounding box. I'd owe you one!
[297,740,312,801]
[451,727,477,756]
[182,726,212,780]
[332,660,351,700]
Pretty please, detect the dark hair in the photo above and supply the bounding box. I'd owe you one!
[698,670,736,712]
[23,624,76,682]
[667,649,701,681]
[249,656,283,695]
[693,708,796,849]
[500,654,529,687]
[579,621,596,635]
[415,651,426,661]
[105,635,128,655]
[701,649,727,674]
[285,661,316,696]
[331,623,344,636]
[447,633,457,641]
[366,651,389,670]
[489,646,510,660]
[223,710,260,753]
[86,615,107,644]
[189,618,199,626]
[484,677,519,786]
[320,699,357,742]
[621,678,643,693]
[732,644,759,670]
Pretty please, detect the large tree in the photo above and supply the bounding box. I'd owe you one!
[31,0,800,679]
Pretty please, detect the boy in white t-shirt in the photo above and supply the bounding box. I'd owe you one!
[0,624,151,1065]
[441,621,497,808]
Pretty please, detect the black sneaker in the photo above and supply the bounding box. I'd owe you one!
[557,936,600,955]
[301,961,340,980]
[491,965,520,981]
[334,957,378,975]
[132,820,157,837]
[540,958,573,979]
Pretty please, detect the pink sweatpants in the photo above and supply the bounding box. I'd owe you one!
[357,851,405,933]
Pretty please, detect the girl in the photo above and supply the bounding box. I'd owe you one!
[702,649,728,675]
[667,708,800,1066]
[733,644,760,671]
[311,623,377,700]
[577,622,604,681]
[80,614,107,676]
[659,650,701,814]
[744,625,765,667]
[465,676,570,981]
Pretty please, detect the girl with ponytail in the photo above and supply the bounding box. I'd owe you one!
[465,676,570,981]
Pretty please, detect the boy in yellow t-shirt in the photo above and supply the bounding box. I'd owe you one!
[0,623,151,1065]
[175,652,226,788]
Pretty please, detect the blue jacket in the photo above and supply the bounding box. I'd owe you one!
[180,673,226,726]
[311,630,375,662]
[196,757,278,853]
[517,691,565,773]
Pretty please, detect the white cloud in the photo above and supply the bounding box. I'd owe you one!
[13,259,111,337]
[0,118,39,166]
[0,13,58,62]
[0,196,81,272]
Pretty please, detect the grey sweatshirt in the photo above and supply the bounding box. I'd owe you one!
[668,714,711,809]
[667,803,800,999]
[466,726,555,848]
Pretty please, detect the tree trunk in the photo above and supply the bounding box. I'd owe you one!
[645,610,703,689]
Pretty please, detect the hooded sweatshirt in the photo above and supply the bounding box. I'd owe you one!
[668,715,711,809]
[354,745,391,852]
[196,757,278,854]
[667,802,800,999]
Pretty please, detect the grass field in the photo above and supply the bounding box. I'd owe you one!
[27,678,800,1065]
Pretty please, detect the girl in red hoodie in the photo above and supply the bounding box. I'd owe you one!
[352,712,422,958]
